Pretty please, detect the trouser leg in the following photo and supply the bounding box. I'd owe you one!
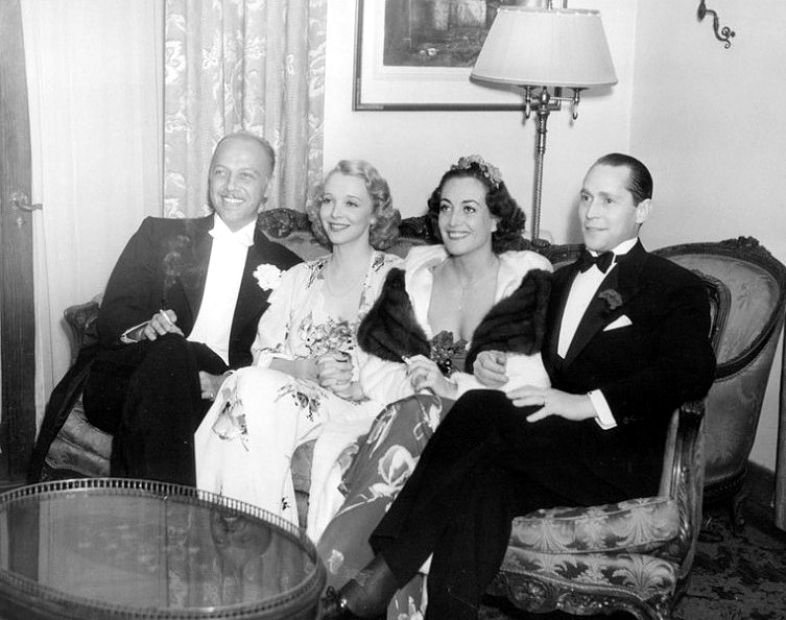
[424,459,519,620]
[370,389,635,616]
[83,344,148,434]
[370,391,537,587]
[110,334,226,485]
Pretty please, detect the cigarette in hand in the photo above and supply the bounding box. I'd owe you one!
[159,309,175,327]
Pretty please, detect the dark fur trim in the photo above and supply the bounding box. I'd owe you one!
[465,269,551,370]
[357,269,430,362]
[358,267,551,371]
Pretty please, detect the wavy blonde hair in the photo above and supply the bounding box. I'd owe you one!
[307,160,401,250]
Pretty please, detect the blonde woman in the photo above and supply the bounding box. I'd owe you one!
[195,160,402,537]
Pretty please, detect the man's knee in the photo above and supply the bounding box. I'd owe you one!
[144,332,191,362]
[449,389,525,431]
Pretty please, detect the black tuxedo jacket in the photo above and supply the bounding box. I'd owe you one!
[542,241,716,488]
[97,214,301,368]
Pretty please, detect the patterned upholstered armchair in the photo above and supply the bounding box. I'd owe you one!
[655,237,786,530]
[489,401,706,620]
[489,237,786,620]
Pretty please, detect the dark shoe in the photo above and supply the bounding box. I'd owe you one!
[321,586,357,619]
[320,555,397,619]
[321,586,386,619]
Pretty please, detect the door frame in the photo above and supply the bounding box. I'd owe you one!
[0,0,36,485]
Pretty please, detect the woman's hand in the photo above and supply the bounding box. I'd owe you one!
[404,355,457,399]
[270,357,318,381]
[316,351,356,397]
[473,350,508,388]
[199,370,232,401]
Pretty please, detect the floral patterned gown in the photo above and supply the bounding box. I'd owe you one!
[194,251,401,538]
[317,245,553,618]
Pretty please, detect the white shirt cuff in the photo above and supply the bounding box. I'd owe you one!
[589,390,617,430]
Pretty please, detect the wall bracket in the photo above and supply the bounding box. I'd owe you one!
[698,1,736,49]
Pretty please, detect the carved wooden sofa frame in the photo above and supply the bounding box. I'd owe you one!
[29,209,786,619]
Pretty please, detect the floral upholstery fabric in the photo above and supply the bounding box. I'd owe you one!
[499,547,678,602]
[510,497,680,554]
[44,396,110,478]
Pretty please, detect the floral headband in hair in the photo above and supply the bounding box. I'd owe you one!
[451,154,503,189]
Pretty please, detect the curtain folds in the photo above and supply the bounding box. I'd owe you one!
[22,0,164,430]
[23,0,323,432]
[164,0,327,218]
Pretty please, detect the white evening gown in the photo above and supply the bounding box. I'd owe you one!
[195,251,401,539]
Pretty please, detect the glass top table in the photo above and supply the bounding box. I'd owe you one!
[0,478,325,619]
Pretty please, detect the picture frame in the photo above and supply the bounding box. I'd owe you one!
[353,0,524,111]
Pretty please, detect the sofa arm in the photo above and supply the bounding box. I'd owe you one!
[63,297,101,365]
[656,399,705,572]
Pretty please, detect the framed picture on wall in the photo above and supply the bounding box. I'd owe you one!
[353,0,526,111]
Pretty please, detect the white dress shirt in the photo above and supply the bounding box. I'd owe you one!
[557,237,639,429]
[187,217,256,365]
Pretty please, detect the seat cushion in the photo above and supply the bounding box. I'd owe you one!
[498,547,679,603]
[509,497,679,554]
[45,395,111,477]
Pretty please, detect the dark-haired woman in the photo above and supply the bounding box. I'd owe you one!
[317,155,552,617]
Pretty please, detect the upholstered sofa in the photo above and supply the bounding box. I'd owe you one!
[29,210,786,619]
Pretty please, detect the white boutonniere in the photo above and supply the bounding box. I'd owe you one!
[253,264,282,291]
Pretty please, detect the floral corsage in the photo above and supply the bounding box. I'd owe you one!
[597,288,623,313]
[430,330,468,376]
[253,264,283,291]
[305,318,356,358]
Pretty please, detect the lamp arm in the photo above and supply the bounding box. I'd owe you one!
[570,89,581,120]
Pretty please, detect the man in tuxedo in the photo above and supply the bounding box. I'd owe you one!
[82,131,301,485]
[322,153,717,619]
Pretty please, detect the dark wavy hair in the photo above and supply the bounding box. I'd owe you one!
[426,157,526,254]
[594,153,653,205]
[307,160,401,251]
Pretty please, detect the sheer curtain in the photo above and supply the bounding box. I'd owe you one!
[21,0,164,429]
[164,0,326,218]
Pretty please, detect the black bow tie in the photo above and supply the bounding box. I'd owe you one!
[578,250,615,273]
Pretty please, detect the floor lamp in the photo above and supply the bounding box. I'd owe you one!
[471,4,617,246]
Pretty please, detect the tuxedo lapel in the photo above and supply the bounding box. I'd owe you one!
[230,230,271,343]
[156,216,212,335]
[545,266,578,367]
[563,269,620,366]
[182,216,213,320]
[562,242,647,367]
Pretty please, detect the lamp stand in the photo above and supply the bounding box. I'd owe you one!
[523,87,579,247]
[530,88,553,247]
